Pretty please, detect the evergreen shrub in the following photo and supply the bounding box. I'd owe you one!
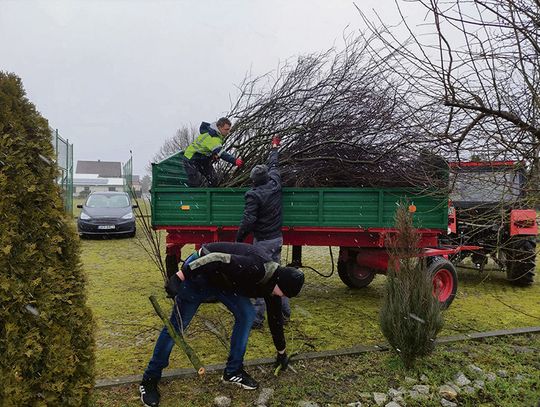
[0,72,95,406]
[379,204,444,368]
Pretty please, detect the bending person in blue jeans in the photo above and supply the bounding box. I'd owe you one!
[236,136,290,329]
[139,242,305,407]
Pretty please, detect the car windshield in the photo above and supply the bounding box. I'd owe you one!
[86,194,130,208]
[450,170,521,203]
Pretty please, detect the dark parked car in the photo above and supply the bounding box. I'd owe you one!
[77,192,137,238]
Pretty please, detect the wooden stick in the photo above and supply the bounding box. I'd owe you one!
[149,295,206,376]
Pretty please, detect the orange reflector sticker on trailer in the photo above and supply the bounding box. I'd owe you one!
[181,205,190,211]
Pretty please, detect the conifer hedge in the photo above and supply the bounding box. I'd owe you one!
[0,72,95,405]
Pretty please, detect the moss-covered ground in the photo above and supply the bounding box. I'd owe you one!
[92,332,540,406]
[80,232,540,381]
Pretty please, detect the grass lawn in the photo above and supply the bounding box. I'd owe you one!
[80,229,540,382]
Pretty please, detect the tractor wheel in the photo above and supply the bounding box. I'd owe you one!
[428,257,458,309]
[165,254,179,280]
[506,239,536,286]
[337,257,376,288]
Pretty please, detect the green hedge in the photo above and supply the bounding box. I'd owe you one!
[0,72,95,405]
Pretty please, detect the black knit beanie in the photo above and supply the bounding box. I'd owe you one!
[250,164,269,186]
[276,266,305,297]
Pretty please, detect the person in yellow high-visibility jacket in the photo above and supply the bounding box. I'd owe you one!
[183,117,243,186]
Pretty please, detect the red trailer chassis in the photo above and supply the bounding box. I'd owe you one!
[158,225,480,307]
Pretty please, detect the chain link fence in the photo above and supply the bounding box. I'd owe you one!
[123,154,133,197]
[51,127,73,214]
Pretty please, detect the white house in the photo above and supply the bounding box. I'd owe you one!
[74,160,142,197]
[73,173,126,196]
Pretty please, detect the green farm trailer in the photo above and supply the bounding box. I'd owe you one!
[151,152,467,307]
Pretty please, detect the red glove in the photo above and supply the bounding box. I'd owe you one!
[235,158,244,167]
[272,136,281,148]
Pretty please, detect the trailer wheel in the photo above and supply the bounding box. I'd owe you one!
[428,257,458,309]
[506,239,536,286]
[337,259,376,288]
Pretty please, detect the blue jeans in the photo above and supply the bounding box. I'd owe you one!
[143,277,255,380]
[252,236,291,324]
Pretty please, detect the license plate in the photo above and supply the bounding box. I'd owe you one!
[98,225,115,230]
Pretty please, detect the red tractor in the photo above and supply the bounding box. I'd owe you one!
[444,161,538,285]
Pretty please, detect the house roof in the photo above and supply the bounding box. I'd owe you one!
[76,160,122,177]
[73,176,125,186]
[74,178,109,186]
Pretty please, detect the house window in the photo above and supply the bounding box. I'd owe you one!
[84,187,90,191]
[108,187,116,192]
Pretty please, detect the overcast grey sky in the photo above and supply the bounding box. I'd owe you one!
[1,0,415,176]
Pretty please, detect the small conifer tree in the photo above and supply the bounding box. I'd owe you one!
[0,72,95,405]
[379,204,444,368]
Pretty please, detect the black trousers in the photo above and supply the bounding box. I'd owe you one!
[183,158,218,187]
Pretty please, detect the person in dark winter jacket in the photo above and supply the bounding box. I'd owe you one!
[139,242,304,407]
[236,136,290,328]
[183,117,243,186]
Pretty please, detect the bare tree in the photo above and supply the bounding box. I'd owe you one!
[141,174,151,194]
[357,0,539,197]
[355,0,539,284]
[146,125,198,173]
[217,2,538,283]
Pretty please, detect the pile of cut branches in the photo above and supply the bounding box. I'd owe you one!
[219,37,448,190]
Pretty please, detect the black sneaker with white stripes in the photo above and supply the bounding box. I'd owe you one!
[221,368,259,390]
[139,377,160,407]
